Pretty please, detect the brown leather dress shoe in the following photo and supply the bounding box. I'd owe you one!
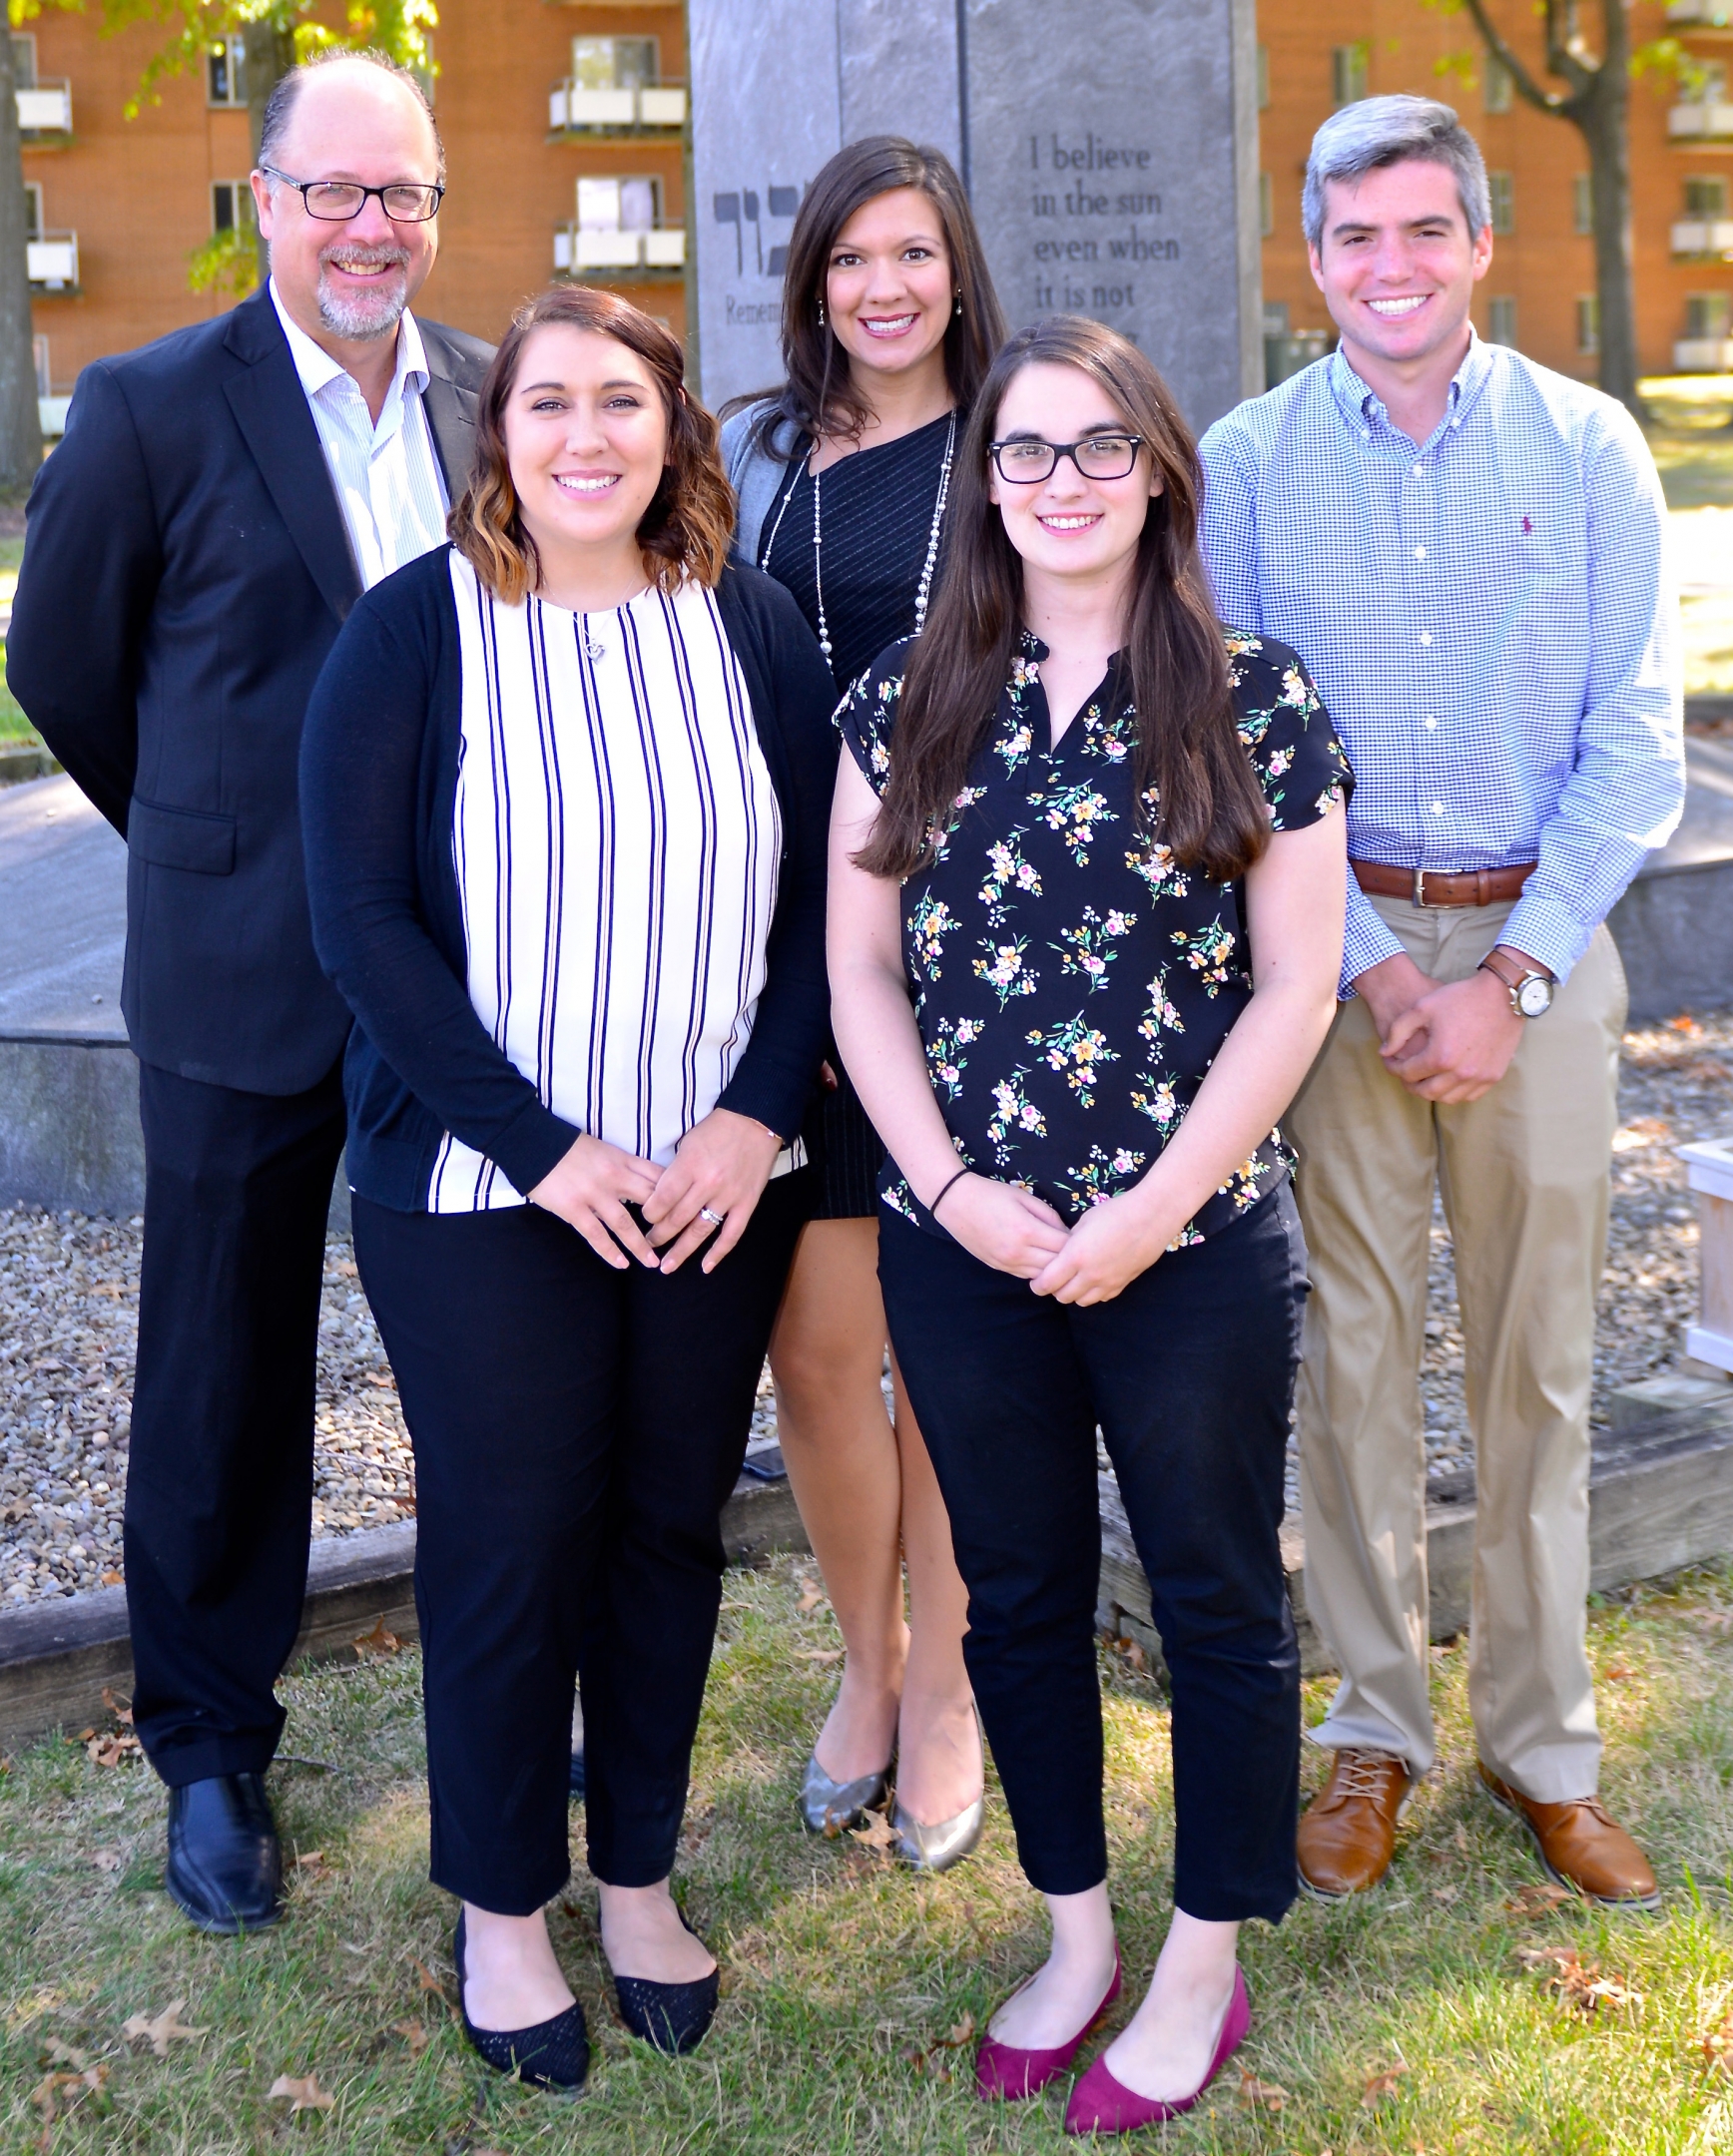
[1296,1747,1414,1899]
[1477,1765,1660,1909]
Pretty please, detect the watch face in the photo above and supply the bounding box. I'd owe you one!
[1516,975,1553,1018]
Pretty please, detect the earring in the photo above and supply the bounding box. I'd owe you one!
[954,290,962,317]
[818,296,827,326]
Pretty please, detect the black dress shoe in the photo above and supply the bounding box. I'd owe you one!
[610,1907,719,2056]
[165,1772,283,1934]
[454,1912,589,2091]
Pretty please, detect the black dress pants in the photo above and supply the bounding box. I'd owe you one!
[352,1175,807,1915]
[879,1185,1308,1922]
[126,1059,346,1785]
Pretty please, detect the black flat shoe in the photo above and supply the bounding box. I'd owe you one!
[165,1772,282,1934]
[609,1907,719,2056]
[454,1912,589,2092]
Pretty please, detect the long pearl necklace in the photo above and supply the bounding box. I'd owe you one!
[760,409,957,667]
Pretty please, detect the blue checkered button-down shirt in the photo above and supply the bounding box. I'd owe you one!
[1199,334,1685,989]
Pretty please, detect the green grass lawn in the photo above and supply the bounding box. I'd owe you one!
[3,1553,1731,2153]
[0,535,33,745]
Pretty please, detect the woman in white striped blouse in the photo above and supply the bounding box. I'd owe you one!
[301,287,836,2092]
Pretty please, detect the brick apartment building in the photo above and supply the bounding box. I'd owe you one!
[12,0,1733,419]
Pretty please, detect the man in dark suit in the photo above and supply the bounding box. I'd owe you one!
[8,48,493,1933]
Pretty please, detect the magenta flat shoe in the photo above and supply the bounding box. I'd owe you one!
[1063,1965,1249,2135]
[975,1948,1122,2102]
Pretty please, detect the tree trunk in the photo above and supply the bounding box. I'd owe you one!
[0,31,45,502]
[244,21,297,288]
[1583,0,1639,415]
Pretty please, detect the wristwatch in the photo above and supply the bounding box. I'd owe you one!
[1478,945,1554,1018]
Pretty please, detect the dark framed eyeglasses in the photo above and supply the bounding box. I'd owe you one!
[989,433,1145,484]
[260,166,445,224]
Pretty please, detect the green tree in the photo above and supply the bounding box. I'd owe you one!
[1430,0,1682,414]
[0,9,44,498]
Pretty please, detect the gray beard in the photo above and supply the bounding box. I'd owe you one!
[315,267,408,341]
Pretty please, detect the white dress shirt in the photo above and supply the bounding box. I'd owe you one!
[270,278,450,591]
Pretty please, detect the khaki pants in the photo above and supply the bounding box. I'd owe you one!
[1286,896,1626,1802]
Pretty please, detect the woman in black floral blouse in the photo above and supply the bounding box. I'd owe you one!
[829,316,1351,2135]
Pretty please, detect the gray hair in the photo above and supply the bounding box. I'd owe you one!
[259,47,445,185]
[1302,94,1489,253]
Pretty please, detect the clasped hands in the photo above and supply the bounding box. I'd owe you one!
[1357,944,1536,1104]
[528,1108,783,1275]
[932,1172,1187,1308]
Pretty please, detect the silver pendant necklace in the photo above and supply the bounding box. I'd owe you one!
[760,409,957,667]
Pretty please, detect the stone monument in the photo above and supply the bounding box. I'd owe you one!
[688,0,1261,434]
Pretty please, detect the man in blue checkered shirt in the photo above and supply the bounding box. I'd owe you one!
[1201,96,1684,1911]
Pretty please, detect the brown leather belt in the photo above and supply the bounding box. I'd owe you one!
[1352,858,1536,908]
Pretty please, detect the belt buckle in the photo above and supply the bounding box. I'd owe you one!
[1413,864,1430,908]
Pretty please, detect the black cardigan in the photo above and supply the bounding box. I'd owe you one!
[299,545,839,1212]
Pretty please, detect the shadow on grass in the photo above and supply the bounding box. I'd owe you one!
[3,1556,1732,2151]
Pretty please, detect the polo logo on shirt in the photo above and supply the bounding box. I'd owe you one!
[1521,515,1533,535]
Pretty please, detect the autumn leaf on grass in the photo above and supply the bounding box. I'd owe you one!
[1517,1945,1643,2018]
[1504,1882,1574,1915]
[390,2018,429,2056]
[122,1999,207,2057]
[352,1617,401,1659]
[1239,2068,1288,2110]
[1363,2059,1411,2106]
[850,1807,899,1853]
[903,2011,975,2080]
[270,2072,336,2114]
[100,1687,134,1726]
[86,1731,142,1768]
[293,1850,328,1881]
[1699,2006,1733,2073]
[414,1960,461,2021]
[795,1648,844,1664]
[796,1576,825,1615]
[31,2063,108,2125]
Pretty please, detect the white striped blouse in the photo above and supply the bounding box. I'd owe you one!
[429,552,789,1213]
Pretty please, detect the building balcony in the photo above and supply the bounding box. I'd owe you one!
[553,223,686,277]
[16,79,71,137]
[1675,335,1733,368]
[547,80,686,134]
[1667,2,1733,24]
[1673,217,1733,255]
[1669,101,1733,139]
[27,233,77,291]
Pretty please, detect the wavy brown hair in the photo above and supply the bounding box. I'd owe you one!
[449,285,733,602]
[723,136,1006,452]
[858,316,1270,884]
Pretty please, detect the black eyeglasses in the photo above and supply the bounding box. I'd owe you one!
[260,167,445,224]
[989,434,1145,483]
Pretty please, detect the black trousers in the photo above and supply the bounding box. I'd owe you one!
[353,1176,807,1915]
[126,1059,346,1785]
[879,1186,1308,1922]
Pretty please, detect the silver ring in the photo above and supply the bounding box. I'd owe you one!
[699,1206,726,1227]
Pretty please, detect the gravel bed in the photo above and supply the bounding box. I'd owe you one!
[0,1014,1727,1605]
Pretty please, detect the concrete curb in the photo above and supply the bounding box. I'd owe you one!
[0,1471,813,1755]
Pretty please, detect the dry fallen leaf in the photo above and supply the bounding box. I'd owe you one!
[294,1850,327,1875]
[390,2017,429,2056]
[352,1617,400,1659]
[31,2063,108,2125]
[1504,1882,1573,1915]
[1699,2006,1733,2073]
[796,1577,825,1615]
[86,1731,142,1769]
[270,2071,336,2114]
[1518,1945,1643,2017]
[942,2012,974,2048]
[90,1847,122,1874]
[1239,2068,1289,2110]
[99,1569,124,1587]
[122,1998,207,2057]
[794,1647,844,1664]
[1363,2059,1411,2106]
[1603,1665,1633,1683]
[42,2041,91,2071]
[850,1807,899,1852]
[1123,1638,1147,1674]
[101,1687,134,1726]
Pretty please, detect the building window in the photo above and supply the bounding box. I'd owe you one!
[212,181,254,235]
[1573,175,1593,236]
[1488,295,1518,346]
[1256,44,1270,112]
[1686,291,1732,340]
[1259,172,1273,238]
[1332,44,1369,108]
[577,174,662,234]
[1487,172,1514,236]
[1576,294,1599,353]
[10,34,35,89]
[22,181,41,243]
[1483,56,1513,114]
[208,35,245,106]
[572,36,659,90]
[1685,175,1729,220]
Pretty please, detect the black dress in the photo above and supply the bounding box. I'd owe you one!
[763,410,956,1218]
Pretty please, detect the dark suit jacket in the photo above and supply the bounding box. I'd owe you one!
[7,285,494,1094]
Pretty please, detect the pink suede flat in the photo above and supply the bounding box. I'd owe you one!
[975,1948,1123,2102]
[1063,1965,1249,2135]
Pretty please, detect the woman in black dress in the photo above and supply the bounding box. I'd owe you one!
[721,137,1006,1865]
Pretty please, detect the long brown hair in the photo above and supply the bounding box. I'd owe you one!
[449,285,734,603]
[858,316,1270,884]
[724,136,1006,452]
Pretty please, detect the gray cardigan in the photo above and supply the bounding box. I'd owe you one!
[721,399,807,565]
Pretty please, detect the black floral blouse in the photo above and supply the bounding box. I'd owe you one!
[841,627,1352,1244]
